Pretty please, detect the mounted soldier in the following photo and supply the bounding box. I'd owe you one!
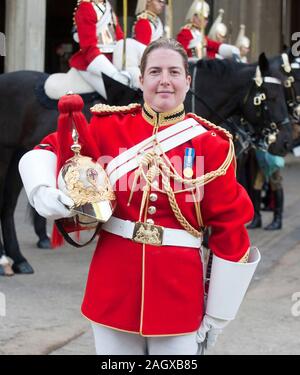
[208,8,228,44]
[133,0,165,45]
[176,0,239,60]
[45,0,132,101]
[235,24,251,64]
[113,0,167,89]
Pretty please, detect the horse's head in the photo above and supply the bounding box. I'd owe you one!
[240,53,292,156]
[270,51,300,123]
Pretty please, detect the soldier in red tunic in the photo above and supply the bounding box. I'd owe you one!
[113,0,166,89]
[133,0,165,45]
[69,0,131,99]
[177,0,239,60]
[19,38,260,355]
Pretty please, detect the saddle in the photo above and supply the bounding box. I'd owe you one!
[44,68,95,100]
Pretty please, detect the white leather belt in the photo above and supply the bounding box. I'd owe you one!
[102,216,202,248]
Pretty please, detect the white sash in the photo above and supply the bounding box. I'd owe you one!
[95,1,112,32]
[106,118,207,187]
[151,17,164,42]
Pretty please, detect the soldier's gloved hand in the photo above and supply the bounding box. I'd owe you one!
[113,70,132,87]
[32,186,75,221]
[196,314,230,349]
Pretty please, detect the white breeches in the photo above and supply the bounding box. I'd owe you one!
[78,70,107,100]
[91,323,200,355]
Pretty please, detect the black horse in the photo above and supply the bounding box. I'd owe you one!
[0,54,292,275]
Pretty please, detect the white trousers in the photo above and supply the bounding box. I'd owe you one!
[91,323,200,355]
[78,70,107,100]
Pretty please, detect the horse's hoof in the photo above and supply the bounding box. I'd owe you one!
[37,238,52,249]
[0,264,15,276]
[12,261,34,274]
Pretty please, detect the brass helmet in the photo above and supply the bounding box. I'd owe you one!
[186,0,210,21]
[58,132,116,227]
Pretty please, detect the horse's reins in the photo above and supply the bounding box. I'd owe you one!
[241,75,283,147]
[281,55,300,119]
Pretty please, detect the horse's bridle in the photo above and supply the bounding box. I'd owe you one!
[281,54,300,121]
[242,74,283,149]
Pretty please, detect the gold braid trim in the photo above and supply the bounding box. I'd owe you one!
[90,103,141,115]
[162,172,203,238]
[239,248,250,263]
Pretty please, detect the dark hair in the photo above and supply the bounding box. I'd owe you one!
[140,38,190,77]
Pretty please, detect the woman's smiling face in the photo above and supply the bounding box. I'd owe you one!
[140,48,191,113]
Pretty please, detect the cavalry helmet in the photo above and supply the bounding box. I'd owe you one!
[185,0,210,21]
[208,9,227,41]
[235,24,250,49]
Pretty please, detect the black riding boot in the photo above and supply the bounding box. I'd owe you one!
[264,189,283,230]
[247,189,262,229]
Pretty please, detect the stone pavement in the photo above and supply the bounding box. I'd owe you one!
[1,156,300,355]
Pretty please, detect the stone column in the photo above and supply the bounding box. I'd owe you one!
[4,0,46,72]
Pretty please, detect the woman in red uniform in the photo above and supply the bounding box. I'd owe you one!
[70,0,131,99]
[19,38,260,355]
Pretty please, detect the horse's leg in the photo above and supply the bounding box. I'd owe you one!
[32,208,51,249]
[0,148,16,276]
[1,149,34,274]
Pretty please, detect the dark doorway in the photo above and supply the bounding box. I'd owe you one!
[114,0,138,36]
[45,0,77,73]
[290,0,300,36]
[0,0,5,73]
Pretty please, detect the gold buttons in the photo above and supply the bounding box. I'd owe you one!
[149,193,158,202]
[148,206,157,215]
[146,219,155,225]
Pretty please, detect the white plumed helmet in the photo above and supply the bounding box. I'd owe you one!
[185,0,210,21]
[208,9,227,40]
[235,24,251,49]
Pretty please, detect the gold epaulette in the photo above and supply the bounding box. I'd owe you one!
[90,103,141,116]
[183,23,194,30]
[187,113,233,141]
[137,10,157,22]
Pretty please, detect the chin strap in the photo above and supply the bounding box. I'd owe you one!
[55,219,102,248]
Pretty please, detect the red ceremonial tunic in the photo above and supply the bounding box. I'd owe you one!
[37,104,253,336]
[132,11,164,45]
[69,1,124,71]
[177,25,221,59]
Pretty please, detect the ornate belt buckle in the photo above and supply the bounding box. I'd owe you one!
[133,222,164,246]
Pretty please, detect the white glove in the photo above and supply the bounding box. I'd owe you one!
[32,186,75,221]
[113,70,132,87]
[196,314,230,349]
[218,44,241,59]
